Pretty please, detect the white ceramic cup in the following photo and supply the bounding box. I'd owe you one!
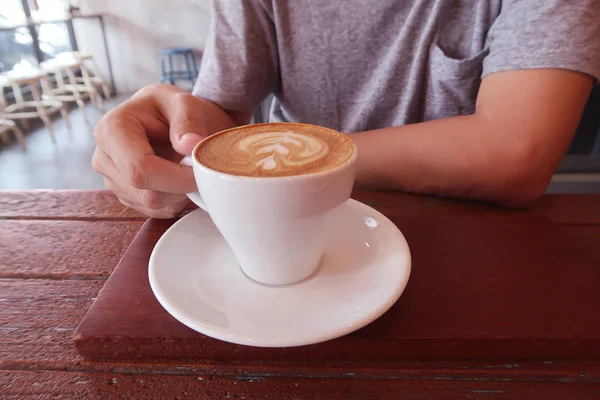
[180,124,357,286]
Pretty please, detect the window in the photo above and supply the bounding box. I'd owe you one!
[37,23,71,58]
[0,29,37,72]
[0,0,27,26]
[0,0,73,72]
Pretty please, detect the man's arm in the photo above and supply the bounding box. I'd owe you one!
[351,69,593,208]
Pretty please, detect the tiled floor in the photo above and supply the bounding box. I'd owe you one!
[0,95,129,190]
[1,97,599,193]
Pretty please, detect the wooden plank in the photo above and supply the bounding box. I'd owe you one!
[0,328,83,367]
[0,190,487,221]
[562,226,600,265]
[3,360,600,383]
[531,195,600,225]
[0,190,145,221]
[2,370,600,399]
[75,215,600,361]
[354,191,600,225]
[5,275,600,385]
[3,190,599,225]
[1,279,103,327]
[353,191,530,220]
[0,220,143,278]
[5,352,600,385]
[0,279,103,364]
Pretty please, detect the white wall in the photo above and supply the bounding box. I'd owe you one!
[74,0,211,93]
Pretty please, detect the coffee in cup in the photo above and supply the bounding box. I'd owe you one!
[195,122,355,178]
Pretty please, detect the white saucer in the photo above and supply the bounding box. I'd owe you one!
[149,199,411,347]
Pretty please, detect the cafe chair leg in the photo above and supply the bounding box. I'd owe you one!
[184,52,195,87]
[168,54,175,85]
[0,119,27,151]
[30,83,56,142]
[40,114,55,142]
[14,126,27,150]
[80,66,104,112]
[89,60,111,98]
[11,82,25,107]
[64,68,90,125]
[59,104,71,129]
[11,123,26,151]
[41,76,71,129]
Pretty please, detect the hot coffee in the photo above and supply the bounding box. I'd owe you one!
[195,123,355,177]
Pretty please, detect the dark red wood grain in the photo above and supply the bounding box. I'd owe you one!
[2,189,599,224]
[75,212,600,361]
[0,220,143,278]
[3,190,600,398]
[0,190,145,220]
[352,191,600,225]
[3,370,600,400]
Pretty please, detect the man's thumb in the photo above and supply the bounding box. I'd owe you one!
[171,130,204,156]
[169,111,206,155]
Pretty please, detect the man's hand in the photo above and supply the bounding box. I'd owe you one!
[92,84,247,218]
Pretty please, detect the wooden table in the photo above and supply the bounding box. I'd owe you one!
[1,190,599,399]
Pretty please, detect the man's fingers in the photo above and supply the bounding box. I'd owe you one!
[96,149,192,210]
[95,117,196,193]
[120,154,197,193]
[104,176,190,212]
[130,85,207,155]
[91,147,111,176]
[95,114,154,174]
[118,198,186,219]
[129,85,208,149]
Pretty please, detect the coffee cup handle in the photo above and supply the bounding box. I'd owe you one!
[179,156,207,211]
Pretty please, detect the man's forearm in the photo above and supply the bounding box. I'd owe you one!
[351,114,553,207]
[352,69,593,208]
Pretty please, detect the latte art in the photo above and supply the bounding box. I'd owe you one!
[238,131,329,172]
[195,123,355,178]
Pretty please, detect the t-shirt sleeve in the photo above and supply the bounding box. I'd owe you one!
[482,0,600,82]
[192,0,279,112]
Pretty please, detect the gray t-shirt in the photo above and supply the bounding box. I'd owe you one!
[194,0,600,134]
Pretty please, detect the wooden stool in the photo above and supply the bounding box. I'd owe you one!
[160,48,199,87]
[66,51,111,99]
[55,52,111,110]
[0,70,69,142]
[41,56,96,124]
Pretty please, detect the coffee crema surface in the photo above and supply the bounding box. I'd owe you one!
[195,123,355,177]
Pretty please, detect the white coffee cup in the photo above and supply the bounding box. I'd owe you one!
[180,128,357,286]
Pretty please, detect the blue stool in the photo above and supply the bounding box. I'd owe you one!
[160,48,199,87]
